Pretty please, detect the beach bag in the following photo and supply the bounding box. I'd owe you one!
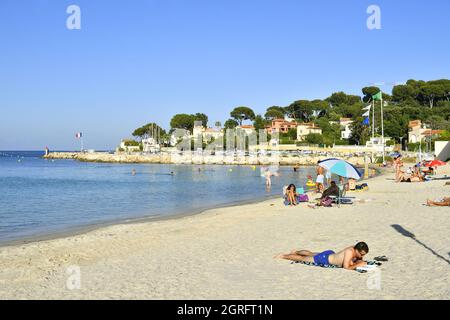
[298,194,309,202]
[321,196,333,207]
[348,179,356,191]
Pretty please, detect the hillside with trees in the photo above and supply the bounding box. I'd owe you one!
[131,79,450,147]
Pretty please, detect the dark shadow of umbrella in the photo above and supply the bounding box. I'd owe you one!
[391,224,450,266]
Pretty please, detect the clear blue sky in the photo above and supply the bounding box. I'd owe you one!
[1,0,449,150]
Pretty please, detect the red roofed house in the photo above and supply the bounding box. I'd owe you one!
[265,119,298,135]
[408,120,443,143]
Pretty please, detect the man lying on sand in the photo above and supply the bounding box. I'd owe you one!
[275,242,369,270]
[426,197,450,207]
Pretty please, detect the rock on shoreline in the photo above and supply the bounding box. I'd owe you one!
[43,151,369,166]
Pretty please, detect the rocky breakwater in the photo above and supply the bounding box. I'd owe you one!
[44,152,170,163]
[44,152,368,166]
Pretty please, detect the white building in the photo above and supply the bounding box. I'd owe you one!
[203,128,224,141]
[365,137,394,152]
[142,137,161,153]
[340,118,353,140]
[297,123,322,141]
[117,139,141,153]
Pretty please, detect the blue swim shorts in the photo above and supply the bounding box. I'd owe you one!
[313,250,335,265]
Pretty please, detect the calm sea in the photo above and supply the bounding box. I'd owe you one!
[0,151,318,244]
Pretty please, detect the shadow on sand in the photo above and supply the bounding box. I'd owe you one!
[391,224,450,266]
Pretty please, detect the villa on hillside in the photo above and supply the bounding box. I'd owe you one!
[340,118,353,140]
[408,120,443,143]
[297,123,322,141]
[265,119,298,135]
[117,139,141,153]
[238,125,256,135]
[142,137,161,153]
[193,122,224,141]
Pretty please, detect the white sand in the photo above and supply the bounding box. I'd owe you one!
[1,166,450,299]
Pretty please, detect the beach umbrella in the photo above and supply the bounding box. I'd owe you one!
[318,158,362,180]
[389,152,401,158]
[425,160,446,167]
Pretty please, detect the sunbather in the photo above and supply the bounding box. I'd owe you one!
[285,184,299,206]
[275,242,369,270]
[426,197,450,207]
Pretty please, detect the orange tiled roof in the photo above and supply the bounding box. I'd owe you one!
[422,129,444,135]
[409,120,422,128]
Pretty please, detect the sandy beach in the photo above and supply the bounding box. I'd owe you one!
[1,166,450,300]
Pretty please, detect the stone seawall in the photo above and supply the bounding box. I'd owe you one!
[44,152,370,166]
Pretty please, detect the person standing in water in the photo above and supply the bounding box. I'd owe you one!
[265,168,272,187]
[315,162,325,193]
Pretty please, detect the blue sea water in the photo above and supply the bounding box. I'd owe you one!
[0,151,318,243]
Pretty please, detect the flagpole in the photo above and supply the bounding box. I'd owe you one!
[380,92,385,164]
[372,99,375,139]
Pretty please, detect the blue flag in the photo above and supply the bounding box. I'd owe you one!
[362,117,369,126]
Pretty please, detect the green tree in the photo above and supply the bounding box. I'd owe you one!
[305,133,324,145]
[392,84,417,103]
[349,118,370,145]
[362,86,380,103]
[310,99,329,118]
[264,108,284,120]
[327,92,361,106]
[193,113,209,127]
[286,100,314,122]
[230,106,255,125]
[132,122,165,140]
[253,115,269,131]
[170,114,195,131]
[224,119,238,129]
[419,84,445,108]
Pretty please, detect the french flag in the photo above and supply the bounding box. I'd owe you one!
[75,132,83,139]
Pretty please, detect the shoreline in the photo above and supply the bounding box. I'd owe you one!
[1,166,450,299]
[0,193,281,249]
[0,163,381,249]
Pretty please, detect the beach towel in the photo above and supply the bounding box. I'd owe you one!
[298,194,309,202]
[284,194,309,205]
[291,260,381,273]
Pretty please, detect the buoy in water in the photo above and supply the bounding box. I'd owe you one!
[306,180,315,187]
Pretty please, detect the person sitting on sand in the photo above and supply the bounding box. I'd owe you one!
[321,181,339,200]
[275,242,369,270]
[410,171,424,182]
[426,197,450,207]
[285,184,299,206]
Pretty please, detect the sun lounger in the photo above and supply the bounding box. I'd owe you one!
[329,184,354,207]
